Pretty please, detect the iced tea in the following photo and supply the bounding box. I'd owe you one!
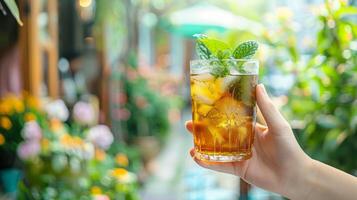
[190,59,258,162]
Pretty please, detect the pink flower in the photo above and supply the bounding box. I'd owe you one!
[86,125,113,150]
[135,96,148,109]
[93,194,110,200]
[73,101,97,125]
[115,108,131,121]
[22,121,42,141]
[118,92,128,105]
[17,140,41,160]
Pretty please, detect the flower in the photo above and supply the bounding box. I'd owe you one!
[41,138,50,151]
[111,168,128,179]
[115,108,131,121]
[17,140,41,160]
[0,133,5,145]
[0,102,11,114]
[93,194,110,200]
[135,96,148,109]
[115,153,129,167]
[24,113,37,122]
[94,148,106,161]
[90,186,102,195]
[111,168,137,183]
[49,118,64,132]
[44,99,69,121]
[0,117,12,130]
[73,101,97,125]
[22,121,42,141]
[86,125,113,150]
[83,142,94,160]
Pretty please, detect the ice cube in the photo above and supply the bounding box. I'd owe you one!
[221,76,240,92]
[191,75,224,105]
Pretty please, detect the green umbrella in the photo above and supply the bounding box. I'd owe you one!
[163,3,263,37]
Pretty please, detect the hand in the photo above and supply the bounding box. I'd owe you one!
[186,84,312,199]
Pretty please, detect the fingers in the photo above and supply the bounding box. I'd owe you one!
[185,121,193,133]
[256,84,289,131]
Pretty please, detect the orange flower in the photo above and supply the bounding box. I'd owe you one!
[24,113,37,122]
[90,186,102,195]
[0,117,12,130]
[0,133,5,145]
[95,149,106,161]
[50,119,63,132]
[111,168,128,179]
[115,153,129,167]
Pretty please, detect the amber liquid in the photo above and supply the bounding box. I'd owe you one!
[190,73,257,162]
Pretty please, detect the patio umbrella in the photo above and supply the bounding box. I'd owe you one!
[163,3,263,37]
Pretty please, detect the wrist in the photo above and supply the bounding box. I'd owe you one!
[282,155,315,200]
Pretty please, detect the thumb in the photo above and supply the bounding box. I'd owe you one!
[256,84,289,131]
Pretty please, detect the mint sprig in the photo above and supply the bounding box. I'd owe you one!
[232,41,258,59]
[194,34,258,77]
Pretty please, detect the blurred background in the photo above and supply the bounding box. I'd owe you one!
[0,0,356,199]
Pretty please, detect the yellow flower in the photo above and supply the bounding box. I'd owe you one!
[0,117,12,130]
[111,168,128,179]
[26,96,40,109]
[24,113,37,122]
[90,186,102,195]
[95,149,106,161]
[60,134,72,146]
[13,99,24,113]
[50,119,63,132]
[0,134,5,145]
[115,153,129,167]
[72,136,84,146]
[41,138,50,151]
[0,102,12,115]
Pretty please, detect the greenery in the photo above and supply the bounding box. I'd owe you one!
[194,34,258,77]
[119,66,171,143]
[285,1,357,173]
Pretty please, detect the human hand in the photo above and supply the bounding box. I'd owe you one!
[186,84,313,199]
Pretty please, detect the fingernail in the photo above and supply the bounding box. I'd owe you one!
[259,84,267,96]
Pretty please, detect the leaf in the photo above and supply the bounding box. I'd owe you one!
[3,0,23,26]
[195,40,212,59]
[232,41,258,59]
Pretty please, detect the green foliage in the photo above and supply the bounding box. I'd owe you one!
[285,1,357,173]
[120,67,171,143]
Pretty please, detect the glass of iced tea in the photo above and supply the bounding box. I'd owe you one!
[190,59,259,162]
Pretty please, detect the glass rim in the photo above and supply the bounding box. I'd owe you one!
[190,58,258,65]
[190,58,259,75]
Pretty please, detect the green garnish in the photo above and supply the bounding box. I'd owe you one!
[194,34,258,77]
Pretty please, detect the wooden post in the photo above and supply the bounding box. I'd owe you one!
[47,0,59,98]
[19,0,59,98]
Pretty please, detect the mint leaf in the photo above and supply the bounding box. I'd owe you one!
[232,41,258,59]
[196,40,212,59]
[194,34,231,59]
[194,35,258,78]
